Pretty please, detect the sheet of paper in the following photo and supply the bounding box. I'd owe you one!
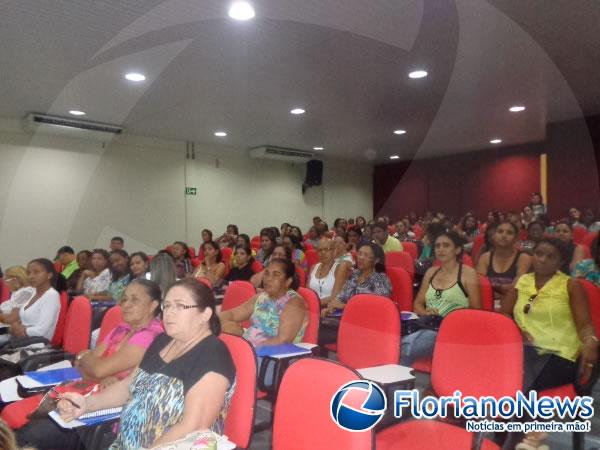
[0,360,72,402]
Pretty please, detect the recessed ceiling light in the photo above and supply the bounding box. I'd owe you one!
[214,131,227,137]
[313,146,324,151]
[490,138,502,144]
[390,155,400,160]
[69,110,86,116]
[408,70,428,79]
[509,105,526,112]
[393,129,407,135]
[125,72,146,82]
[290,108,305,115]
[228,1,255,20]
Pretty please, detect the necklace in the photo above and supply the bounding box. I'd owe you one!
[159,330,210,369]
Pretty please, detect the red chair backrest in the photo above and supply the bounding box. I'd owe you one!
[50,291,68,347]
[337,294,400,369]
[471,234,486,264]
[295,266,306,288]
[272,358,372,450]
[386,267,413,312]
[462,253,474,267]
[304,243,314,251]
[250,236,261,251]
[222,281,256,312]
[298,287,320,344]
[304,249,320,272]
[196,277,212,289]
[579,279,600,335]
[219,334,256,449]
[221,246,233,262]
[250,260,263,273]
[188,246,196,259]
[385,251,414,280]
[53,261,63,274]
[432,310,523,399]
[583,232,598,249]
[62,296,92,354]
[401,241,418,260]
[191,257,202,268]
[412,224,423,240]
[573,227,588,245]
[0,279,10,302]
[97,305,124,344]
[478,275,494,311]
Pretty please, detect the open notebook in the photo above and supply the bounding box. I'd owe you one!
[49,407,122,429]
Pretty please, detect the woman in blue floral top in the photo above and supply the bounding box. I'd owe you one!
[573,236,600,287]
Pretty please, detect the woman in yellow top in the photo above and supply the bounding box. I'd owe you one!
[501,237,597,450]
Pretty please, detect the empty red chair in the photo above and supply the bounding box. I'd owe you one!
[337,294,400,369]
[250,260,263,273]
[377,310,522,450]
[573,226,588,245]
[49,291,68,348]
[304,249,319,272]
[401,241,418,260]
[97,305,124,344]
[298,287,320,345]
[478,274,494,311]
[220,334,257,449]
[385,251,414,280]
[272,358,373,450]
[386,266,413,312]
[295,266,306,288]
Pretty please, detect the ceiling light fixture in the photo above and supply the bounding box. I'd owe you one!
[290,108,305,115]
[313,146,324,151]
[68,110,86,116]
[125,72,146,82]
[393,129,407,135]
[390,155,400,160]
[509,105,526,112]
[228,1,255,20]
[214,131,227,137]
[490,138,502,144]
[408,70,428,79]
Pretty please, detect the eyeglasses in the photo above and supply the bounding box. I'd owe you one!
[523,294,538,314]
[163,304,200,312]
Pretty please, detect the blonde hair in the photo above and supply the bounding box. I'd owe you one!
[4,266,28,289]
[0,419,17,450]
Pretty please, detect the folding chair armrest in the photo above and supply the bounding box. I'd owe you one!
[19,350,75,372]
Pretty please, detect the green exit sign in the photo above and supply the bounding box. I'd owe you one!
[185,187,197,195]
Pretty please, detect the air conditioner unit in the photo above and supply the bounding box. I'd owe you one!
[249,146,313,163]
[23,113,123,141]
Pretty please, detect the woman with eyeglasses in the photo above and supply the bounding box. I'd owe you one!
[0,266,34,324]
[13,279,163,449]
[54,279,235,450]
[308,238,351,307]
[501,237,596,450]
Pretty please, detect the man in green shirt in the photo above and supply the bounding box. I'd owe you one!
[372,221,403,254]
[57,246,79,280]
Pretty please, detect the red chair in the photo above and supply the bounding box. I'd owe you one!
[583,232,598,249]
[191,257,202,268]
[385,251,414,280]
[401,241,418,260]
[412,224,424,240]
[222,281,256,312]
[250,236,261,251]
[97,305,124,344]
[573,226,588,245]
[272,358,373,450]
[0,278,10,302]
[303,243,314,251]
[196,277,212,289]
[378,310,522,450]
[219,334,256,449]
[53,261,62,274]
[188,246,196,259]
[471,234,486,264]
[250,260,263,273]
[337,294,400,369]
[462,253,474,267]
[61,296,93,354]
[295,266,306,288]
[298,287,320,345]
[304,249,319,272]
[386,267,413,312]
[49,291,69,348]
[478,274,494,311]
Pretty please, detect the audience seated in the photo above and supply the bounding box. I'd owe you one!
[14,280,163,448]
[572,237,600,287]
[554,221,586,274]
[0,259,60,347]
[0,266,34,323]
[56,246,79,292]
[170,241,192,279]
[520,220,545,254]
[321,242,391,317]
[333,233,354,270]
[582,208,600,233]
[54,279,235,449]
[91,250,132,303]
[149,252,177,297]
[129,251,149,279]
[76,250,92,271]
[193,241,226,287]
[201,228,213,246]
[226,245,255,282]
[354,216,367,233]
[250,244,291,289]
[304,226,320,248]
[500,237,597,450]
[401,231,481,366]
[75,249,111,299]
[256,228,277,265]
[529,192,547,220]
[216,224,239,249]
[394,219,417,242]
[308,238,351,307]
[109,236,125,252]
[476,221,531,306]
[372,220,403,253]
[282,234,307,272]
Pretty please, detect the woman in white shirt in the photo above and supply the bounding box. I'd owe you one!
[0,258,60,346]
[76,249,111,299]
[0,266,35,323]
[308,238,350,306]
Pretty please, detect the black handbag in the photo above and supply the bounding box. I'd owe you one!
[401,315,443,337]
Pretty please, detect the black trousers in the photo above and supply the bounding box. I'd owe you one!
[523,345,577,393]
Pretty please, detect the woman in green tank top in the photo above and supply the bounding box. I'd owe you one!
[401,230,481,366]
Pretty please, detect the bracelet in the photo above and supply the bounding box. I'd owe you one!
[583,335,599,343]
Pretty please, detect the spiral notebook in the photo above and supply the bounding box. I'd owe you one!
[49,407,122,428]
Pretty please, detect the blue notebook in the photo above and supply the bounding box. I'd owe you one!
[24,367,82,386]
[255,344,312,357]
[49,407,122,429]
